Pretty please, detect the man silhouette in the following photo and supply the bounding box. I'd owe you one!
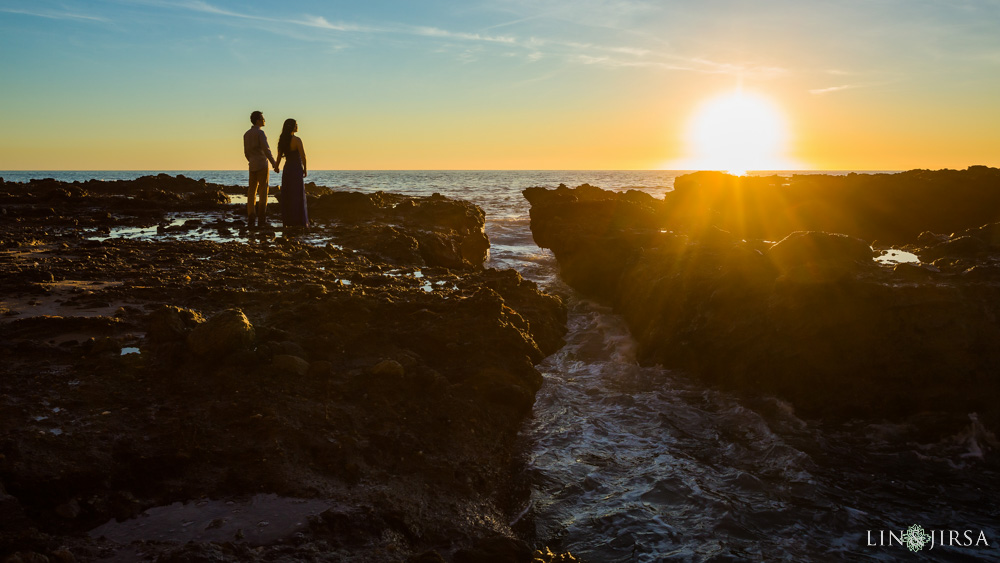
[243,110,278,228]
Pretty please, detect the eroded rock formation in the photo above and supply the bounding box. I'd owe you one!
[525,168,1000,424]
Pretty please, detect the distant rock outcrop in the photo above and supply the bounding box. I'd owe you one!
[667,166,1000,244]
[4,174,232,207]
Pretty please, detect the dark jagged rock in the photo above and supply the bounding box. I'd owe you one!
[526,170,1000,423]
[147,305,204,342]
[454,536,532,563]
[367,225,422,264]
[0,174,567,562]
[270,354,310,376]
[0,316,124,345]
[767,231,876,282]
[414,230,475,270]
[311,190,491,269]
[0,482,28,529]
[186,308,255,358]
[918,235,989,261]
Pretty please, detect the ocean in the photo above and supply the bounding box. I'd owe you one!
[3,170,997,561]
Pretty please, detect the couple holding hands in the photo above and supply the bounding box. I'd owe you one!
[242,110,309,230]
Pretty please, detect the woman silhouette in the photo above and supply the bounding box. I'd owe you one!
[275,118,309,229]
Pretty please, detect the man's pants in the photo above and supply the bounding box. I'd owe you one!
[247,168,269,221]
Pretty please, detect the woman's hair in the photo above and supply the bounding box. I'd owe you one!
[277,118,297,154]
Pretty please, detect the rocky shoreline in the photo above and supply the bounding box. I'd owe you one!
[525,167,1000,429]
[0,175,573,562]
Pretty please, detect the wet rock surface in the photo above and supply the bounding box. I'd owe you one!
[525,168,1000,425]
[0,175,568,562]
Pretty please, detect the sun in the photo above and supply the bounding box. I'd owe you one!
[671,90,798,175]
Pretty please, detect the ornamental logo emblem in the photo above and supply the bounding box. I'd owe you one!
[902,524,932,552]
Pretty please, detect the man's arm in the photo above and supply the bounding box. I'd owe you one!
[243,130,254,163]
[260,130,277,168]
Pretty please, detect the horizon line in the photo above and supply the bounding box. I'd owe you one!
[1,167,938,173]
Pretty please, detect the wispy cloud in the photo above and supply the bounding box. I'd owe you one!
[126,0,773,76]
[120,0,380,37]
[169,0,245,19]
[294,15,368,33]
[809,84,862,95]
[489,0,661,35]
[808,78,898,95]
[456,48,481,64]
[413,26,517,44]
[480,13,547,32]
[576,52,787,78]
[577,55,610,65]
[609,46,650,57]
[0,7,109,22]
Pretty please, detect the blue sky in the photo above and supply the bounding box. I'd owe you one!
[2,0,999,169]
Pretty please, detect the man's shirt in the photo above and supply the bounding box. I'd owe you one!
[243,126,274,171]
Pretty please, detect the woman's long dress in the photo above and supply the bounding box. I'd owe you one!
[280,147,309,227]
